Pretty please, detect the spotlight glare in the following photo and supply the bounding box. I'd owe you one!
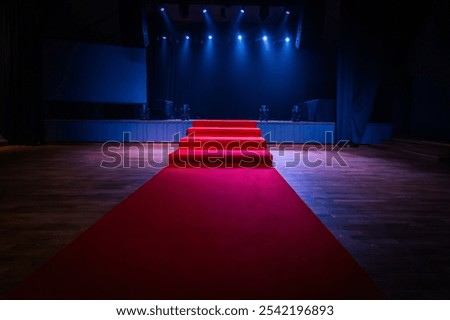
[285,37,290,42]
[263,35,268,42]
[237,34,243,41]
[240,9,245,14]
[286,10,290,15]
[186,35,190,40]
[208,35,213,40]
[162,36,167,40]
[160,7,165,12]
[203,9,207,13]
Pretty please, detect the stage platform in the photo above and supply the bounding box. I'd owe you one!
[44,119,392,144]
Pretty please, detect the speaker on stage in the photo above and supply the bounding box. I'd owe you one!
[259,105,269,121]
[291,105,301,122]
[179,104,190,120]
[300,99,335,122]
[150,100,173,119]
[139,103,149,120]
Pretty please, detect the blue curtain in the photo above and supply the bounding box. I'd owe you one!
[336,2,382,144]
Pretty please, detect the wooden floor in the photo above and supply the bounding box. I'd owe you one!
[0,143,449,299]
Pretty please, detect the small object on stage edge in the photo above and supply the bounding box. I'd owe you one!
[180,104,190,121]
[259,105,269,122]
[291,105,301,122]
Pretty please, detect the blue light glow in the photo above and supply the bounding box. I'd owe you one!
[152,11,319,122]
[162,36,167,40]
[203,9,207,13]
[240,9,245,13]
[186,35,190,40]
[286,10,290,15]
[160,7,165,12]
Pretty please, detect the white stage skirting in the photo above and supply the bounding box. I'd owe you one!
[44,120,392,144]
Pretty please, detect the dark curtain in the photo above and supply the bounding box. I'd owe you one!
[336,1,382,144]
[0,0,44,144]
[407,0,450,141]
[148,38,177,104]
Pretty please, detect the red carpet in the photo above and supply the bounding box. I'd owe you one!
[6,120,385,299]
[6,170,385,299]
[169,120,273,168]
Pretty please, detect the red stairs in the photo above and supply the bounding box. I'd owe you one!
[169,120,273,168]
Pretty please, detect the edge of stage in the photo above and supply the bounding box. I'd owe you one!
[44,119,393,144]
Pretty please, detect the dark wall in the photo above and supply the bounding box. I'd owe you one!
[410,77,450,141]
[407,0,450,141]
[0,0,43,144]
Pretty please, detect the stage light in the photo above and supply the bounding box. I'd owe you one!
[263,35,268,42]
[208,35,213,40]
[160,7,165,12]
[237,34,243,41]
[286,10,291,15]
[162,36,167,40]
[203,8,207,14]
[240,6,245,14]
[285,37,290,42]
[186,35,190,40]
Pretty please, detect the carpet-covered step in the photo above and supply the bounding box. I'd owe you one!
[179,136,267,150]
[193,120,257,128]
[187,127,262,137]
[168,148,273,168]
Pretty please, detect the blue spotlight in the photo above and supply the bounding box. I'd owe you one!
[160,7,165,12]
[203,9,207,14]
[162,36,167,40]
[237,34,243,41]
[186,35,190,40]
[240,9,245,14]
[286,10,290,15]
[263,35,268,42]
[208,35,213,40]
[285,37,290,43]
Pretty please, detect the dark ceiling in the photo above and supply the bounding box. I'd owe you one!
[40,0,327,46]
[39,0,435,50]
[161,4,289,24]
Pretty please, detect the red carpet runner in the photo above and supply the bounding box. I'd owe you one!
[6,120,385,299]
